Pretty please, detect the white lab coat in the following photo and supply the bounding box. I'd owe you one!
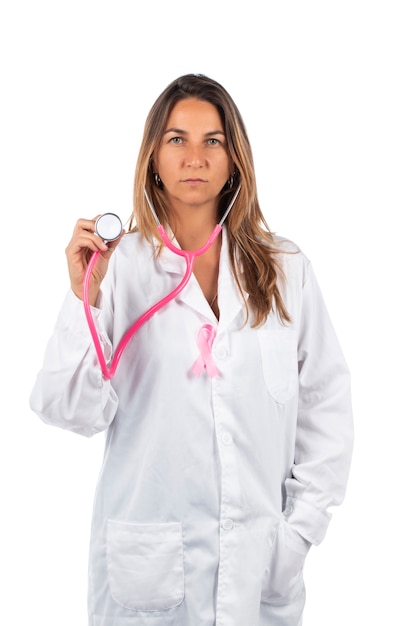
[30,228,353,626]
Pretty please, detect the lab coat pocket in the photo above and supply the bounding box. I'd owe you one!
[258,328,298,403]
[261,519,310,606]
[106,520,185,612]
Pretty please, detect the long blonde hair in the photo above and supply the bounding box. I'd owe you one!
[129,74,291,326]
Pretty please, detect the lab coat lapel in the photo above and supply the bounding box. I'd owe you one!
[156,228,247,324]
[157,232,217,320]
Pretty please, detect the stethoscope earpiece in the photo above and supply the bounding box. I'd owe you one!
[95,213,123,242]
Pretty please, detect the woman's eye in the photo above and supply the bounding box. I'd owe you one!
[168,136,184,145]
[207,138,220,146]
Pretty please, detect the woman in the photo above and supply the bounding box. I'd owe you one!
[30,74,353,626]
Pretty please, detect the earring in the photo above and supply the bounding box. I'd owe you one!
[154,173,162,188]
[228,167,238,189]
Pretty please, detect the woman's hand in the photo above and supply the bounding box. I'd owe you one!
[65,216,124,305]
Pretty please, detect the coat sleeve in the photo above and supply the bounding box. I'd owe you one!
[283,258,354,546]
[29,290,119,437]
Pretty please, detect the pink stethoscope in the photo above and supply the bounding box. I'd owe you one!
[83,184,241,379]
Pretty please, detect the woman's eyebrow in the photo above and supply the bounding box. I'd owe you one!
[204,130,225,137]
[164,127,186,135]
[164,127,225,136]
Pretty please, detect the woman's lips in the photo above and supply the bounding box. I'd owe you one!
[182,178,207,185]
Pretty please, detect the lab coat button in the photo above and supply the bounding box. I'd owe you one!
[222,518,234,531]
[222,433,233,445]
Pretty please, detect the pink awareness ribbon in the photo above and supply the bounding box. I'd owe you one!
[192,324,220,378]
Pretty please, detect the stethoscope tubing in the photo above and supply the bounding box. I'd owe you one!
[83,223,222,379]
[83,185,240,379]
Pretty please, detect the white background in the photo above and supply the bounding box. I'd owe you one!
[0,1,416,624]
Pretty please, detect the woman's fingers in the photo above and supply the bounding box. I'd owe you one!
[67,218,108,256]
[65,216,123,303]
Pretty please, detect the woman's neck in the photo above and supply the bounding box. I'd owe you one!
[170,207,218,252]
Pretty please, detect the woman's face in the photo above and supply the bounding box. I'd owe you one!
[153,98,232,217]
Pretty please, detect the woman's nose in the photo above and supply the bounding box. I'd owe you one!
[185,145,204,167]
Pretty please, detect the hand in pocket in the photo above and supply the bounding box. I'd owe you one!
[261,519,311,606]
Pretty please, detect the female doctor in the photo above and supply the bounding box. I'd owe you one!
[30,74,353,626]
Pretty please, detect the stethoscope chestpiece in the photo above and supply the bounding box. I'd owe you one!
[95,213,123,242]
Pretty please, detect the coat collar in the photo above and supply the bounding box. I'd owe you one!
[156,226,247,329]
